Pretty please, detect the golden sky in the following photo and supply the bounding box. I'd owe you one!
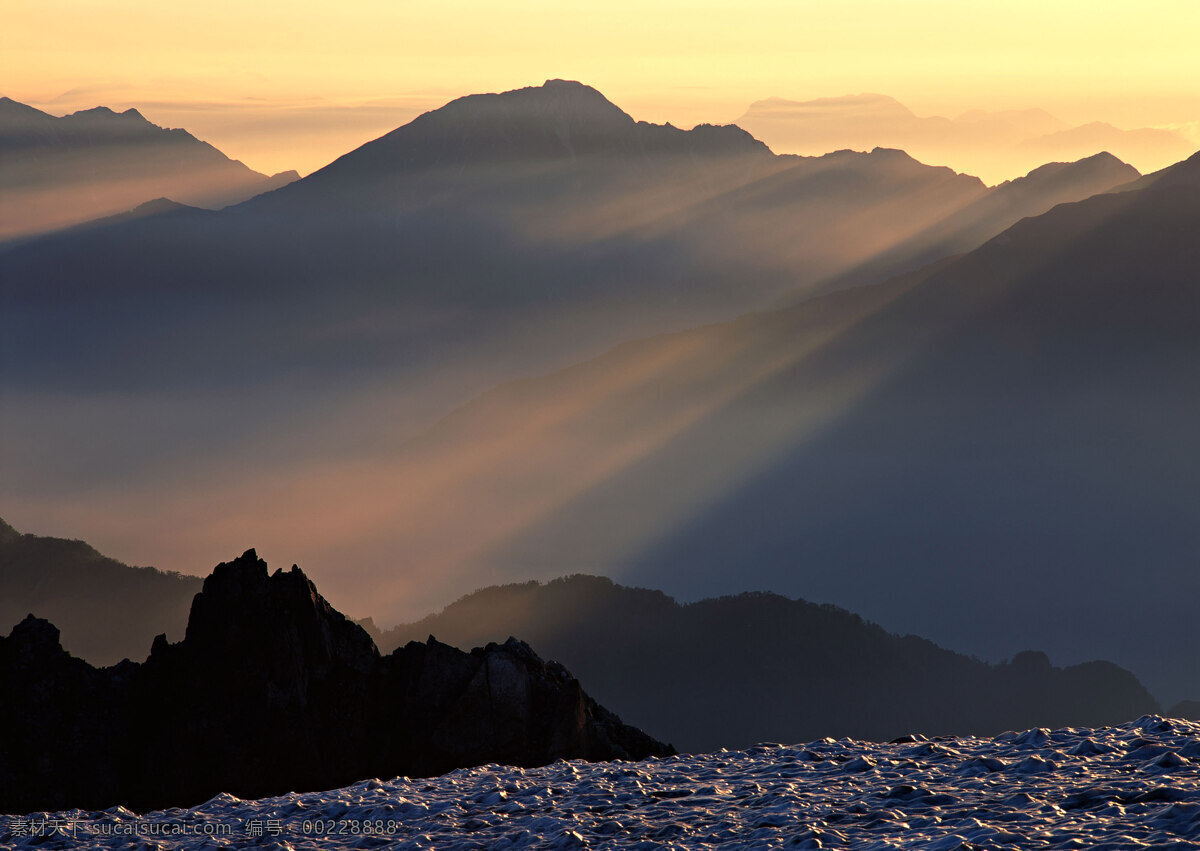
[4,0,1200,176]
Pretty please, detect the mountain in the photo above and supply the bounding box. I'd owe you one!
[0,83,1144,589]
[0,517,200,666]
[824,151,1141,289]
[0,83,996,393]
[374,575,1158,753]
[0,550,672,813]
[735,94,1188,183]
[1,83,1141,400]
[0,96,298,240]
[333,147,1200,706]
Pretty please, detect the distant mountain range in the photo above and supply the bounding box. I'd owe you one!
[0,96,297,241]
[0,517,1174,760]
[735,93,1193,184]
[0,82,1147,590]
[1,82,1141,397]
[374,575,1159,753]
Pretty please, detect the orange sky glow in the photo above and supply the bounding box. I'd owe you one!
[4,0,1199,178]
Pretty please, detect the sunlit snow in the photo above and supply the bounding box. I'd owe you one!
[4,716,1199,849]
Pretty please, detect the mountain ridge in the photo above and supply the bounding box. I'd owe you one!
[374,574,1160,752]
[0,96,299,240]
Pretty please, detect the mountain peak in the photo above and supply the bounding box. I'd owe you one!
[181,549,379,671]
[541,78,593,91]
[309,80,643,177]
[70,105,117,117]
[439,78,635,129]
[1016,151,1137,183]
[63,105,154,127]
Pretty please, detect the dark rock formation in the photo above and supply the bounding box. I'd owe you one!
[0,551,672,814]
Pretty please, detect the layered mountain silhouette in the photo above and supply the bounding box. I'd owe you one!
[372,576,1159,753]
[0,550,671,813]
[0,517,199,666]
[735,93,1192,183]
[332,148,1200,707]
[0,517,1160,764]
[0,96,297,241]
[0,83,1144,586]
[1,82,1139,395]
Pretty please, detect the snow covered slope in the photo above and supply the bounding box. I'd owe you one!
[5,716,1199,849]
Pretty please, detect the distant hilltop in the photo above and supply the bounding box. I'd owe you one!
[0,96,297,241]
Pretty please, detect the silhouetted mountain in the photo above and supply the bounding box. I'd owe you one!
[345,148,1200,706]
[0,97,298,240]
[735,93,1187,183]
[375,576,1158,753]
[0,551,671,813]
[0,517,199,666]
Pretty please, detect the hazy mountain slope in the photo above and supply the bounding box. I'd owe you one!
[346,151,1200,705]
[735,93,1189,183]
[377,575,1158,753]
[0,96,297,241]
[824,151,1141,289]
[0,517,200,665]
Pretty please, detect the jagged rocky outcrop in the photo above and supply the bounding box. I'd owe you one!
[0,551,672,814]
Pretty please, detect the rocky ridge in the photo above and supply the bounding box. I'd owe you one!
[0,551,672,813]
